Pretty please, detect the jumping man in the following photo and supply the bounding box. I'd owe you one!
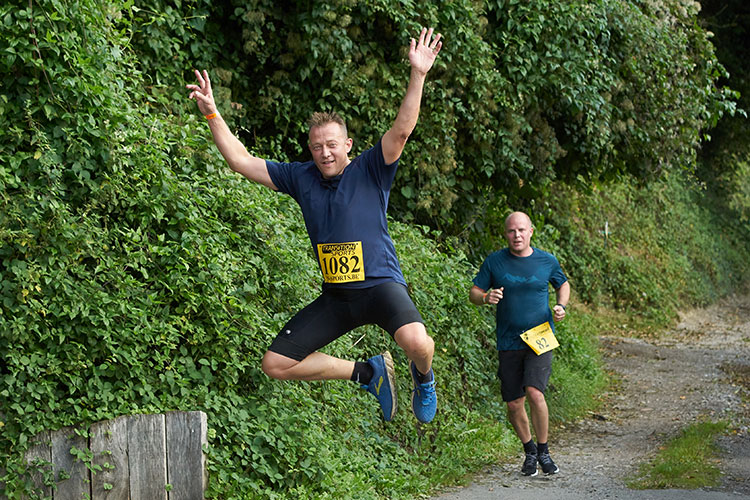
[187,27,443,423]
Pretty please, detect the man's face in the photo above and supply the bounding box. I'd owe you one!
[308,122,353,178]
[505,213,534,256]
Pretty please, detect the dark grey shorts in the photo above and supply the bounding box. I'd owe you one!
[497,348,553,402]
[268,281,423,361]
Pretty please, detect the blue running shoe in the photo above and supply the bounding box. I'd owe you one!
[409,361,437,423]
[362,351,397,421]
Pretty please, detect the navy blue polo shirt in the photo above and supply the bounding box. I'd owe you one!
[473,247,568,350]
[266,140,406,290]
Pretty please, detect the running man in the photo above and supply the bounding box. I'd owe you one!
[469,211,570,475]
[186,27,443,423]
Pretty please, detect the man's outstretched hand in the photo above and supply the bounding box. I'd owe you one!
[409,27,442,75]
[186,69,218,117]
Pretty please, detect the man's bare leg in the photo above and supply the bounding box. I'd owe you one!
[261,351,354,381]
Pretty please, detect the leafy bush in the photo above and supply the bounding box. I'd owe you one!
[698,0,750,226]
[538,172,750,324]
[0,3,570,495]
[113,0,738,243]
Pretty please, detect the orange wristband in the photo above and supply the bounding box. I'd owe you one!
[483,292,488,304]
[204,113,217,120]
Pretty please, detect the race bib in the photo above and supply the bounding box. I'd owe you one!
[317,241,365,283]
[520,321,559,355]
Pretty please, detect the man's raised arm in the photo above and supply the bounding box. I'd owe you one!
[186,69,276,190]
[381,27,443,165]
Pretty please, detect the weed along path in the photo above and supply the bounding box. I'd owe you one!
[431,295,750,500]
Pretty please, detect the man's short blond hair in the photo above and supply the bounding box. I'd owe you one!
[308,111,348,137]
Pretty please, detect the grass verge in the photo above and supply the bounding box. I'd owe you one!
[626,420,730,490]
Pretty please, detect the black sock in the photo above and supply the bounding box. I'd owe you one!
[537,442,548,455]
[523,439,537,455]
[351,361,374,385]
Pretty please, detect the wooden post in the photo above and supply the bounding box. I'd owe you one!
[50,426,88,499]
[2,412,206,500]
[91,415,129,500]
[166,411,207,500]
[127,413,168,500]
[22,431,52,500]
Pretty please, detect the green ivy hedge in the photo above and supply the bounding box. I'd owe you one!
[114,0,740,244]
[0,3,592,497]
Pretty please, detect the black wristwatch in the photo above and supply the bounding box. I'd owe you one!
[556,304,566,310]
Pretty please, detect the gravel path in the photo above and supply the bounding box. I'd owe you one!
[431,295,750,500]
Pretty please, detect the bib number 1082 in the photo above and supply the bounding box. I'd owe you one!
[317,242,365,283]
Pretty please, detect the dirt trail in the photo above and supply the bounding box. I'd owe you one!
[432,295,750,500]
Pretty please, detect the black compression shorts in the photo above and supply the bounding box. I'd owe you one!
[268,281,423,361]
[497,348,553,402]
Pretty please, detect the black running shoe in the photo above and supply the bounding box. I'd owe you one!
[538,451,559,474]
[521,452,538,476]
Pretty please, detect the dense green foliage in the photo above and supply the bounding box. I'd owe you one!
[121,0,739,247]
[539,171,750,323]
[1,0,749,498]
[698,0,750,223]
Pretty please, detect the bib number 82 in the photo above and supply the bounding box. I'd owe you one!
[536,337,549,351]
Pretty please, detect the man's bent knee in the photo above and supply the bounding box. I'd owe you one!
[262,350,300,380]
[394,322,433,355]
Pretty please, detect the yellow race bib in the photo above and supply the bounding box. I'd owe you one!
[317,242,365,283]
[520,321,559,355]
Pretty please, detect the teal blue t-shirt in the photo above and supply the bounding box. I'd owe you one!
[266,140,406,290]
[473,247,568,350]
